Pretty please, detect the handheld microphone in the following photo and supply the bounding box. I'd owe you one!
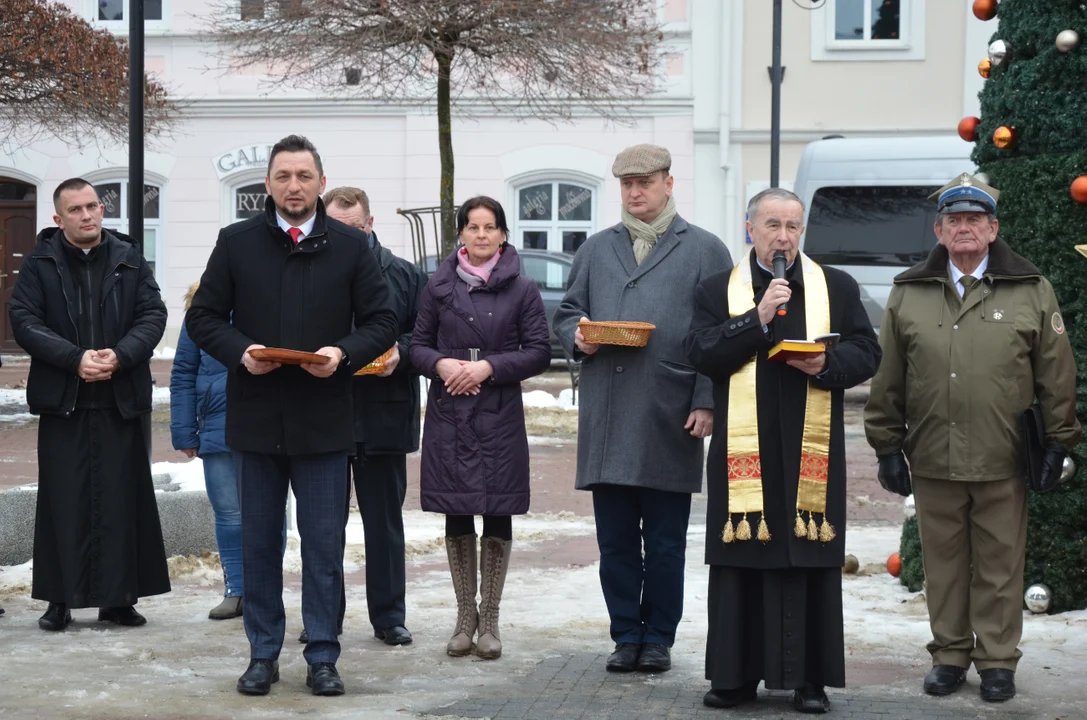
[772,250,788,317]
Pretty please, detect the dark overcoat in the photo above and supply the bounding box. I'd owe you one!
[685,252,881,569]
[351,233,429,455]
[185,198,398,456]
[9,226,170,607]
[410,245,551,516]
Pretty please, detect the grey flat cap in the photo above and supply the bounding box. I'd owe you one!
[612,144,672,178]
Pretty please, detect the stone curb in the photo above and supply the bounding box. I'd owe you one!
[0,474,217,566]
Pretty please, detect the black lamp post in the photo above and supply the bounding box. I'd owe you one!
[770,0,783,188]
[128,0,144,253]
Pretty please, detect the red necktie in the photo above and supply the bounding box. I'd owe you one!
[288,227,303,244]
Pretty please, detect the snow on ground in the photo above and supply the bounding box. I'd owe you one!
[0,386,172,413]
[2,518,1087,718]
[153,346,176,360]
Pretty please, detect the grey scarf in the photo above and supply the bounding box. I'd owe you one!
[622,195,677,265]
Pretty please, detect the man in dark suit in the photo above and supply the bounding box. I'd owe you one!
[186,135,398,697]
[294,186,426,647]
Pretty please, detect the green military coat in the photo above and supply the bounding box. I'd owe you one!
[865,239,1081,482]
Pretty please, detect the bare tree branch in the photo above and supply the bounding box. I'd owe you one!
[0,0,175,147]
[203,0,665,254]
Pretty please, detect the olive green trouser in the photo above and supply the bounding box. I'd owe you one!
[912,475,1027,672]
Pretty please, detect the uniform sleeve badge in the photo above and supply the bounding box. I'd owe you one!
[1052,312,1065,335]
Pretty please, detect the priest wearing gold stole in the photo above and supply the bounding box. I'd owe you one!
[685,188,880,714]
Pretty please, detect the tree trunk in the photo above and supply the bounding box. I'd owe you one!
[436,48,456,259]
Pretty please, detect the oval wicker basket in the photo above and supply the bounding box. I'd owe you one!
[354,347,395,376]
[577,320,656,348]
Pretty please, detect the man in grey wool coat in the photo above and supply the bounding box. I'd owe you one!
[554,143,733,674]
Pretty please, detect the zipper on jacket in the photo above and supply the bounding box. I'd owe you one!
[84,263,98,350]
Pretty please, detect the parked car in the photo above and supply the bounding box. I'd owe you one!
[794,135,976,332]
[423,249,574,359]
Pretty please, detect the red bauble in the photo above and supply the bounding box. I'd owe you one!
[1071,176,1087,204]
[887,552,902,578]
[973,0,997,21]
[958,116,981,142]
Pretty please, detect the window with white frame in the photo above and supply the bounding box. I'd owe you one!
[233,181,268,222]
[516,181,594,254]
[94,180,162,275]
[92,0,166,28]
[811,0,924,61]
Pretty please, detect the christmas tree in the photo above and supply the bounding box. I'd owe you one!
[899,0,1087,613]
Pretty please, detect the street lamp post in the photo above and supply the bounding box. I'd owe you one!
[770,0,783,188]
[128,0,144,253]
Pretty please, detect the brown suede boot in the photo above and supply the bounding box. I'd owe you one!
[475,536,512,660]
[445,534,478,657]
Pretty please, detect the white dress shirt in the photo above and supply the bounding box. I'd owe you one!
[275,210,316,242]
[949,255,989,298]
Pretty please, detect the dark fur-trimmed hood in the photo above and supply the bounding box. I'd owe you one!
[895,238,1041,284]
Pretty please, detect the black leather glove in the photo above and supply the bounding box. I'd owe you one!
[877,451,912,497]
[1038,443,1067,494]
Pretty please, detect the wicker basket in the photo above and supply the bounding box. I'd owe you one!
[354,347,395,376]
[577,320,656,348]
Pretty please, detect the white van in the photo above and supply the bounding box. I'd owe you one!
[794,135,976,331]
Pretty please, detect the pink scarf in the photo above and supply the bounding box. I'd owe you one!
[456,246,503,290]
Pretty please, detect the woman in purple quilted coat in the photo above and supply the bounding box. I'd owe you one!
[410,196,551,660]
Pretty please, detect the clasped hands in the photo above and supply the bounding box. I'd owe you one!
[436,358,493,395]
[78,349,120,382]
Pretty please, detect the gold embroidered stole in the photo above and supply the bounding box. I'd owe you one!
[723,250,835,545]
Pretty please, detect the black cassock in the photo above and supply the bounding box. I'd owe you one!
[28,240,170,609]
[685,253,880,691]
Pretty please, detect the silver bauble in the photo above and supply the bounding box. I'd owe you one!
[989,39,1011,67]
[1061,455,1076,482]
[904,494,916,519]
[1024,583,1052,614]
[1056,29,1081,53]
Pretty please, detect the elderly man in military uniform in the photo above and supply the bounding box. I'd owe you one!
[555,144,732,674]
[865,173,1080,703]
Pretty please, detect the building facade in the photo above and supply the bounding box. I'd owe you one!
[0,0,987,351]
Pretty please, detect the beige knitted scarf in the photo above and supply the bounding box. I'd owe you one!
[621,195,677,265]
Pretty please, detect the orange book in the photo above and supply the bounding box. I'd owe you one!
[767,334,838,362]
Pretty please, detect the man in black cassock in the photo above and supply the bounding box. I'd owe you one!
[686,188,880,713]
[9,178,170,631]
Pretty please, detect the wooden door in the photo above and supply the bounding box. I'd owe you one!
[0,180,37,353]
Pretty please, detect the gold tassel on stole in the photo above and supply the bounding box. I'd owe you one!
[736,515,752,541]
[794,511,807,538]
[722,519,735,544]
[756,516,771,542]
[806,513,818,541]
[819,516,836,542]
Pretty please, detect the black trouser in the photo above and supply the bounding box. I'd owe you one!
[338,450,408,632]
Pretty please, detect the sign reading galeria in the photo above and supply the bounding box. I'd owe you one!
[213,144,276,180]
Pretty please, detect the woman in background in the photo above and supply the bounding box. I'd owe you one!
[170,282,242,620]
[411,196,551,659]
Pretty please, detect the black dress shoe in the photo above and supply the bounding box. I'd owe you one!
[792,684,830,714]
[979,668,1016,702]
[923,665,967,695]
[703,683,758,708]
[605,642,641,672]
[306,662,345,696]
[98,606,147,626]
[375,625,413,646]
[236,659,279,695]
[299,625,344,644]
[39,603,71,631]
[636,643,671,673]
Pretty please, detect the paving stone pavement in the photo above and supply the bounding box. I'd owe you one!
[422,652,1076,720]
